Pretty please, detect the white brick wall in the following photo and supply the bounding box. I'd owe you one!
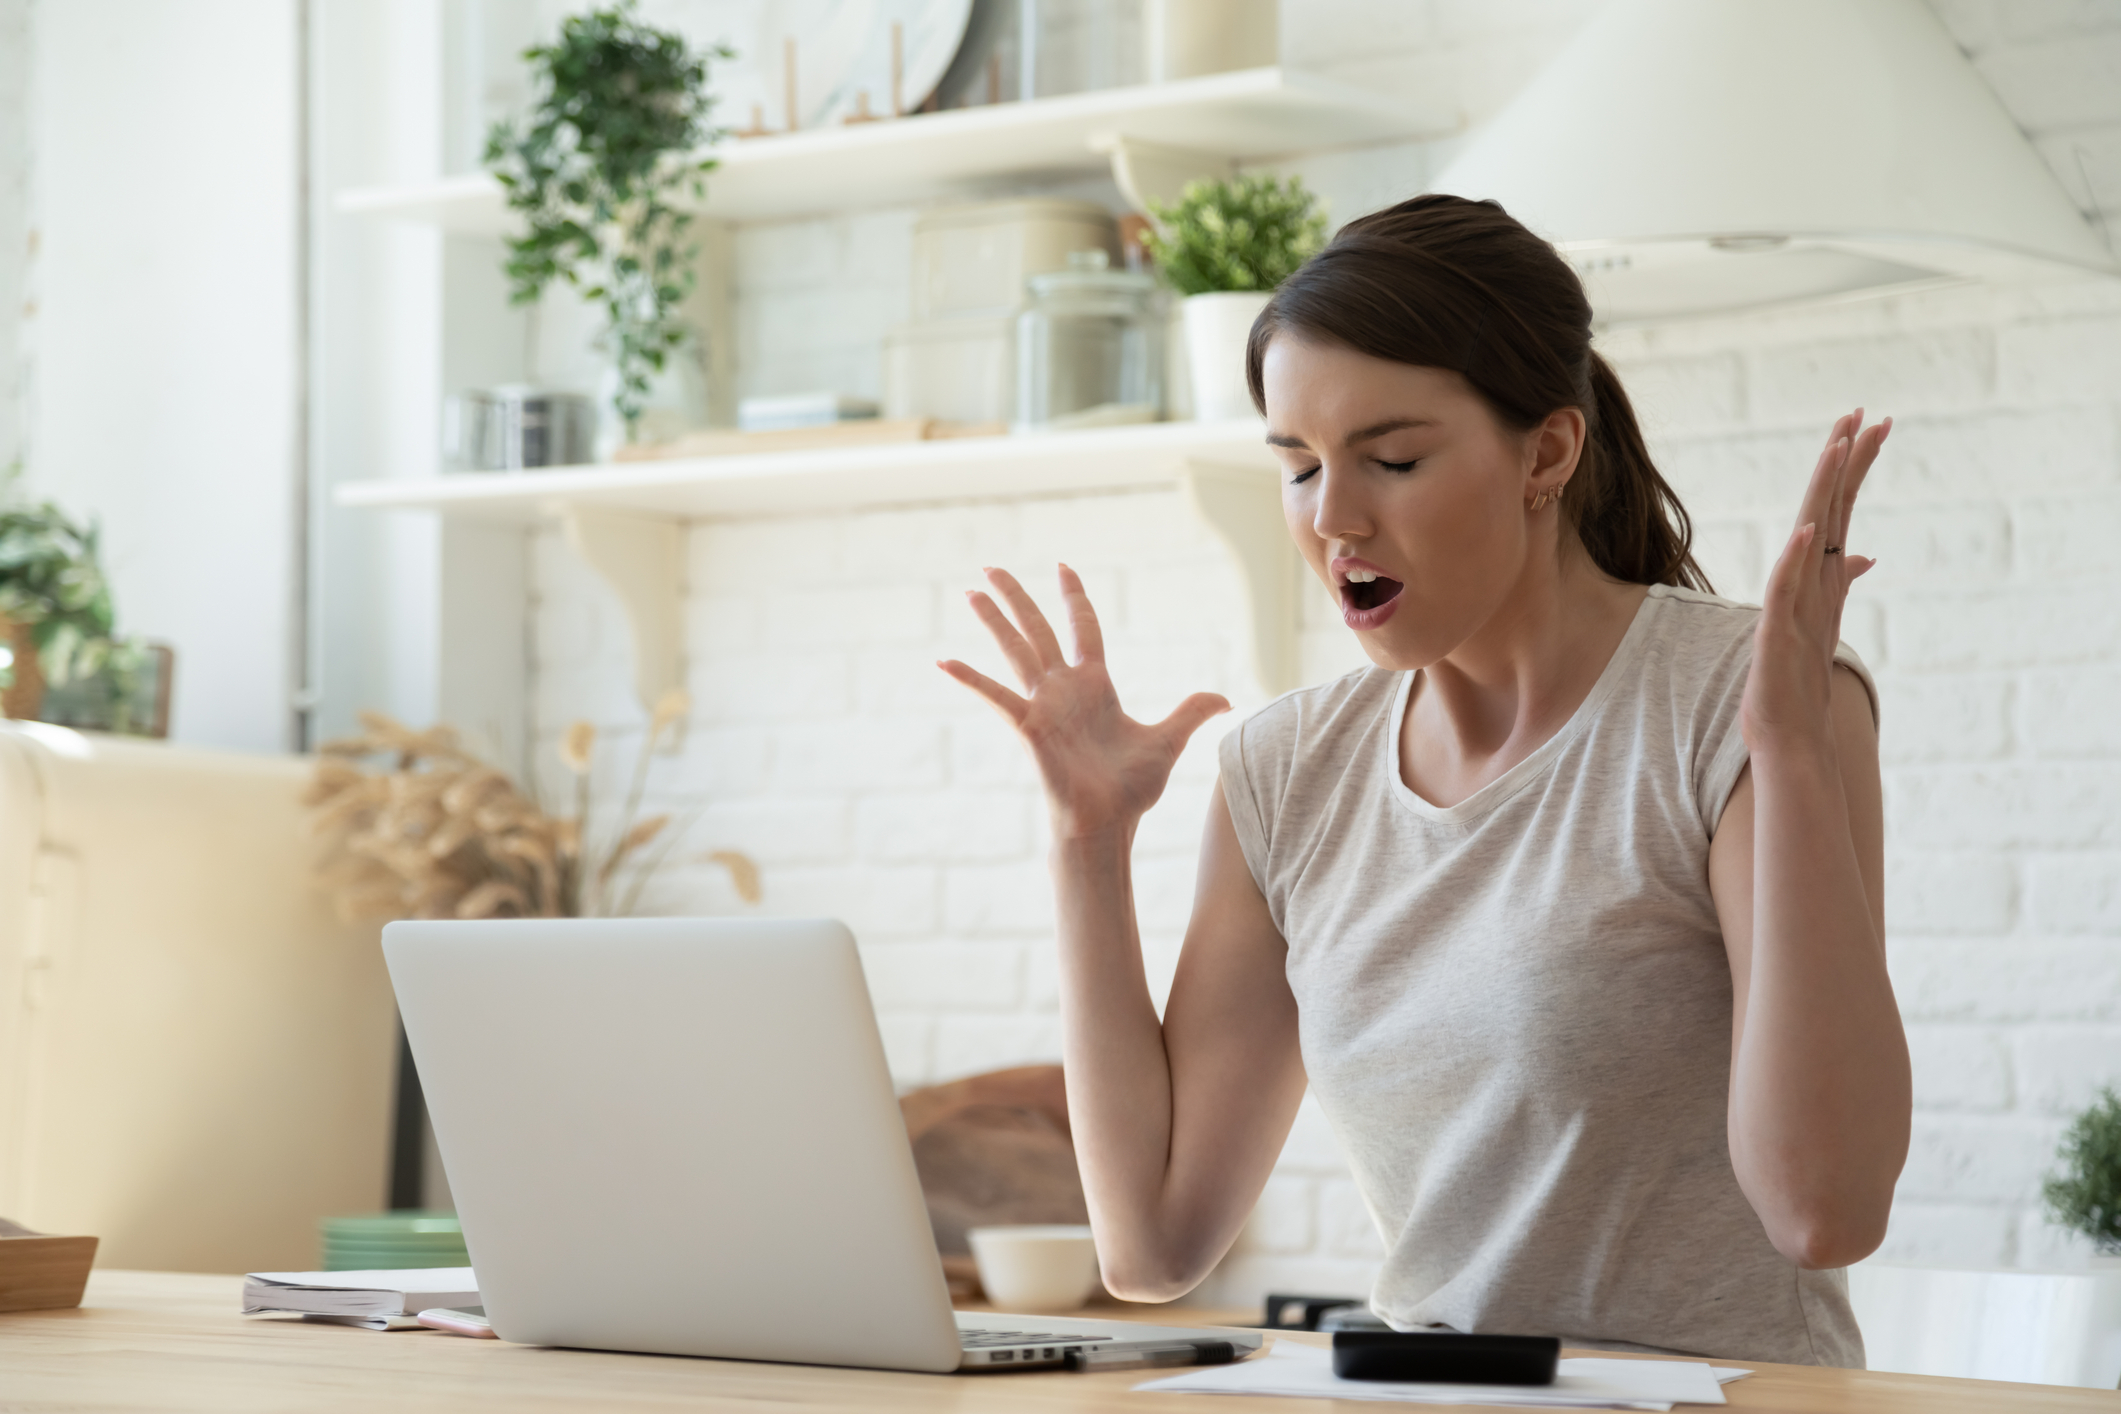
[525,0,2121,1309]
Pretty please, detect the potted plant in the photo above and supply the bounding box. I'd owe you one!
[485,3,730,447]
[1146,174,1327,423]
[2045,1086,2121,1258]
[0,473,161,732]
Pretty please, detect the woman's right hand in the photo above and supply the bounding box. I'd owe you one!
[938,566,1230,842]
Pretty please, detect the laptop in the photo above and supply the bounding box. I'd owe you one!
[381,917,1264,1373]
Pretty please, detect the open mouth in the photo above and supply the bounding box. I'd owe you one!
[1333,558,1406,629]
[1341,576,1404,614]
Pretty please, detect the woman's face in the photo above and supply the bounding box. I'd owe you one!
[1261,333,1578,672]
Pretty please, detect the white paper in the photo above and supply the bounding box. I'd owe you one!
[241,1267,479,1328]
[1136,1343,1740,1410]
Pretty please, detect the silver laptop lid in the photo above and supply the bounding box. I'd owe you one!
[383,917,965,1372]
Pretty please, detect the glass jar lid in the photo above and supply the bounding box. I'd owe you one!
[1027,248,1158,300]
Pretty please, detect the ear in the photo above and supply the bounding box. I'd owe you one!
[1524,406,1587,499]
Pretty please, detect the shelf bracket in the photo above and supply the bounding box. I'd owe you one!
[1089,133,1235,216]
[560,506,687,729]
[1179,460,1303,699]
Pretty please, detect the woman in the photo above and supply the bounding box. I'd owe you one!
[939,195,1909,1366]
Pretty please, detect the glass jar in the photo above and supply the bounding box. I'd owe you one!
[1013,250,1163,432]
[1026,0,1146,98]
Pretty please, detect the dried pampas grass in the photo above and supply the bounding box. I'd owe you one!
[306,697,760,922]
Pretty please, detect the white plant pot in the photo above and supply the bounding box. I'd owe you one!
[1183,291,1273,423]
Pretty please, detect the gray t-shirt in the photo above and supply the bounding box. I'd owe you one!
[1218,585,1873,1367]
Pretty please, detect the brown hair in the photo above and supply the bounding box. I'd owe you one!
[1244,194,1709,592]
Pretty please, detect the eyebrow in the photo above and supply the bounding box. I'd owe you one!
[1264,417,1439,451]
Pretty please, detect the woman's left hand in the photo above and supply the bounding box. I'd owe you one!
[1741,408,1890,757]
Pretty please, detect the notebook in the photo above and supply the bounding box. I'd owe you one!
[242,1267,479,1330]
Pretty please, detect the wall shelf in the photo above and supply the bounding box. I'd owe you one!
[334,67,1455,232]
[334,418,1277,520]
[336,419,1306,700]
[332,68,1407,709]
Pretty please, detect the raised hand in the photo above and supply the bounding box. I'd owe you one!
[1743,408,1889,755]
[938,565,1231,841]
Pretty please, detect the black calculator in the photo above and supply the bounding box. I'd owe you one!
[1332,1330,1561,1384]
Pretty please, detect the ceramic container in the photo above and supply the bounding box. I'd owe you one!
[912,199,1117,322]
[967,1224,1102,1313]
[1182,290,1272,423]
[883,313,1019,422]
[1146,0,1277,81]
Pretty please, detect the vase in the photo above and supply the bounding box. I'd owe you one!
[1182,290,1273,423]
[0,616,44,722]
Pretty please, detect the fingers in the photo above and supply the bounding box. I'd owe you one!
[982,567,1066,670]
[1802,408,1890,555]
[1057,563,1105,666]
[964,589,1047,692]
[1823,409,1859,551]
[1831,416,1890,550]
[1764,521,1817,615]
[936,658,1030,725]
[1158,691,1232,748]
[1796,424,1853,540]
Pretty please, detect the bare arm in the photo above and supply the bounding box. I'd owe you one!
[941,567,1307,1300]
[1708,411,1910,1270]
[1054,787,1306,1298]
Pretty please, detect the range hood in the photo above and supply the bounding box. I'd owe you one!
[1430,0,2117,324]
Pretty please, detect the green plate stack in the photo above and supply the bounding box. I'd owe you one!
[319,1212,468,1272]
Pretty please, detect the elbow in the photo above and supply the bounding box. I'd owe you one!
[1764,1208,1889,1270]
[1096,1256,1210,1306]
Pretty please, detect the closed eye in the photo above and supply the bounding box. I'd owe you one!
[1377,459,1418,473]
[1288,466,1320,486]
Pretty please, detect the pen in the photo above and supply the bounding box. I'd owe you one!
[1062,1339,1238,1372]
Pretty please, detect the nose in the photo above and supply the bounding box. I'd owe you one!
[1309,458,1373,545]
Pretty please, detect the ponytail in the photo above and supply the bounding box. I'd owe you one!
[1247,194,1710,594]
[1574,352,1710,591]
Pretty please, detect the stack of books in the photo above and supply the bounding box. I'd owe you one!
[320,1212,467,1271]
[242,1267,479,1330]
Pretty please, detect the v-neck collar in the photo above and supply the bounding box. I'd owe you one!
[1383,587,1662,826]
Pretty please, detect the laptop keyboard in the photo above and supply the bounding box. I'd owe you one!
[960,1329,1115,1348]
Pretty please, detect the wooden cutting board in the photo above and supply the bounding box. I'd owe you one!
[613,418,1008,462]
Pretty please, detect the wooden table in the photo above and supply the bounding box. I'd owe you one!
[4,1270,2114,1412]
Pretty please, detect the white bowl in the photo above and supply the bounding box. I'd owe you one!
[967,1224,1101,1314]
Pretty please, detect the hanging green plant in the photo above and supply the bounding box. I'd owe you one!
[2045,1086,2121,1253]
[1145,174,1328,297]
[484,2,730,439]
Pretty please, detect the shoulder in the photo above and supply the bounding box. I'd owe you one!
[1643,583,1763,650]
[1219,666,1397,876]
[1219,666,1397,798]
[1624,585,1765,714]
[1641,584,1878,727]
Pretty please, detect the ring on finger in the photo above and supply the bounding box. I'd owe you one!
[1824,544,1844,555]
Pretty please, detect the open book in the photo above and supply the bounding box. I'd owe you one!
[242,1267,478,1330]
